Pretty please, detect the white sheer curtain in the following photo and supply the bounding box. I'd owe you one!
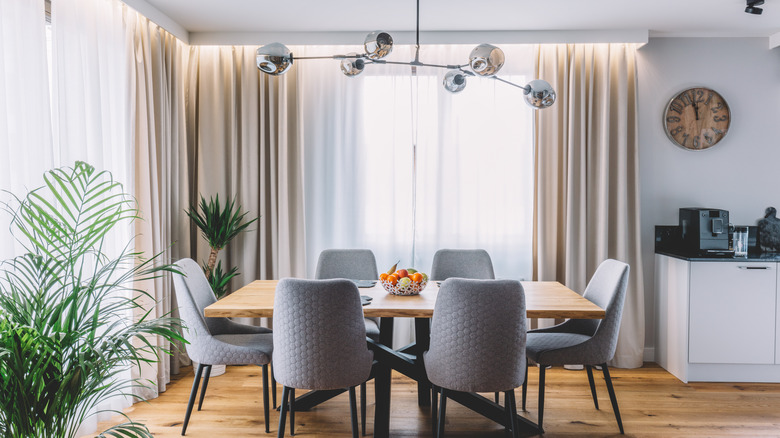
[0,0,54,261]
[51,0,133,432]
[299,44,536,345]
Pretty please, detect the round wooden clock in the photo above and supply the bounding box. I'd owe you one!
[663,87,731,151]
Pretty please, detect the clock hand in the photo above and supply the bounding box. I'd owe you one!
[693,101,699,121]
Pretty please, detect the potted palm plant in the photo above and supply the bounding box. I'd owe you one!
[185,195,257,298]
[0,162,183,437]
[185,195,257,377]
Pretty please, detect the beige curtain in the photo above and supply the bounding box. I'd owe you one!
[126,9,191,397]
[533,43,645,369]
[186,46,307,289]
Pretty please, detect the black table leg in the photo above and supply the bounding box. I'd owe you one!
[414,317,431,407]
[373,317,395,438]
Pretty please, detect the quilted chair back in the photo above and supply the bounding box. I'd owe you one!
[425,278,526,392]
[272,278,373,390]
[430,249,495,281]
[172,258,220,364]
[580,259,630,362]
[315,249,379,280]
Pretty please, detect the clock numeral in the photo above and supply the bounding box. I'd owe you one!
[705,92,713,105]
[704,135,714,145]
[695,89,705,102]
[712,128,724,135]
[680,92,693,107]
[681,133,689,146]
[669,101,683,114]
[713,115,728,123]
[692,135,700,148]
[712,101,723,113]
[666,116,680,123]
[670,126,683,136]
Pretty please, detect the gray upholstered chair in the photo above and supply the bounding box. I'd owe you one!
[424,278,527,438]
[314,248,379,435]
[172,258,274,435]
[522,259,630,434]
[430,248,504,404]
[315,248,381,341]
[273,278,374,438]
[430,249,495,281]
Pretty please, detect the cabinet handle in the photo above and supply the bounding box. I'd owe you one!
[737,266,771,270]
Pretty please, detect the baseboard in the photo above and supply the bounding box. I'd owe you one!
[644,346,655,362]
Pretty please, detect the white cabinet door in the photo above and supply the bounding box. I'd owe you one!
[689,262,777,364]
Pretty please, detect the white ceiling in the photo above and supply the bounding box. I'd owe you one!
[125,0,780,45]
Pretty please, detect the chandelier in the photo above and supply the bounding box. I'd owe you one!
[255,1,556,109]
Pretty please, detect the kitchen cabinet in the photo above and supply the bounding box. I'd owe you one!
[655,253,780,382]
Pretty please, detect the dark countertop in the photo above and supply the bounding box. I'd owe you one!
[656,249,780,262]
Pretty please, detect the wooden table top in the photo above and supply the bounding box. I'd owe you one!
[204,280,605,320]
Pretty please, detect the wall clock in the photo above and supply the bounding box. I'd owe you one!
[663,87,731,151]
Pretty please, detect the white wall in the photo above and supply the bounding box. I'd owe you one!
[637,38,780,358]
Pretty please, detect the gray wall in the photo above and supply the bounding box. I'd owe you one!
[637,37,780,359]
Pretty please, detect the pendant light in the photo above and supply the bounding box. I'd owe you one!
[255,0,556,109]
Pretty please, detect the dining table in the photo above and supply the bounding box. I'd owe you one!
[204,279,605,437]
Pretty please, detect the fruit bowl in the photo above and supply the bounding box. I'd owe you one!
[380,277,428,296]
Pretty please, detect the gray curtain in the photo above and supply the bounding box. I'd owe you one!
[532,43,645,369]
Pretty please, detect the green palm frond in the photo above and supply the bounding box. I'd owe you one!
[0,161,183,438]
[185,194,257,250]
[206,260,239,299]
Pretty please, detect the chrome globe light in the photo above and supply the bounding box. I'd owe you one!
[523,79,557,109]
[443,70,467,93]
[468,44,505,77]
[341,53,366,77]
[364,31,394,60]
[256,43,293,76]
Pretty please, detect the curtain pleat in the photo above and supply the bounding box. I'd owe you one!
[126,9,190,397]
[533,44,645,368]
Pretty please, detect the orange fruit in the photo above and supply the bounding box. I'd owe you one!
[411,273,423,283]
[387,274,398,285]
[380,273,389,281]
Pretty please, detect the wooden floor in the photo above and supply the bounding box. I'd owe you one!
[96,363,780,437]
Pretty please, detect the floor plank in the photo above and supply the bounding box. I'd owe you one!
[92,363,780,437]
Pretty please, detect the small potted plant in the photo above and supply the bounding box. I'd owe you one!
[185,194,258,299]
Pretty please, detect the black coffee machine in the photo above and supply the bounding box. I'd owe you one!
[679,208,732,255]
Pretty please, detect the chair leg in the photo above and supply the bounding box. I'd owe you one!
[278,386,290,438]
[431,385,438,438]
[521,362,528,412]
[290,387,295,436]
[197,364,212,411]
[182,363,205,436]
[585,365,599,410]
[360,381,367,436]
[272,366,277,409]
[538,364,546,432]
[601,363,624,434]
[349,386,359,438]
[494,391,500,404]
[263,364,271,433]
[436,388,447,438]
[505,390,519,438]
